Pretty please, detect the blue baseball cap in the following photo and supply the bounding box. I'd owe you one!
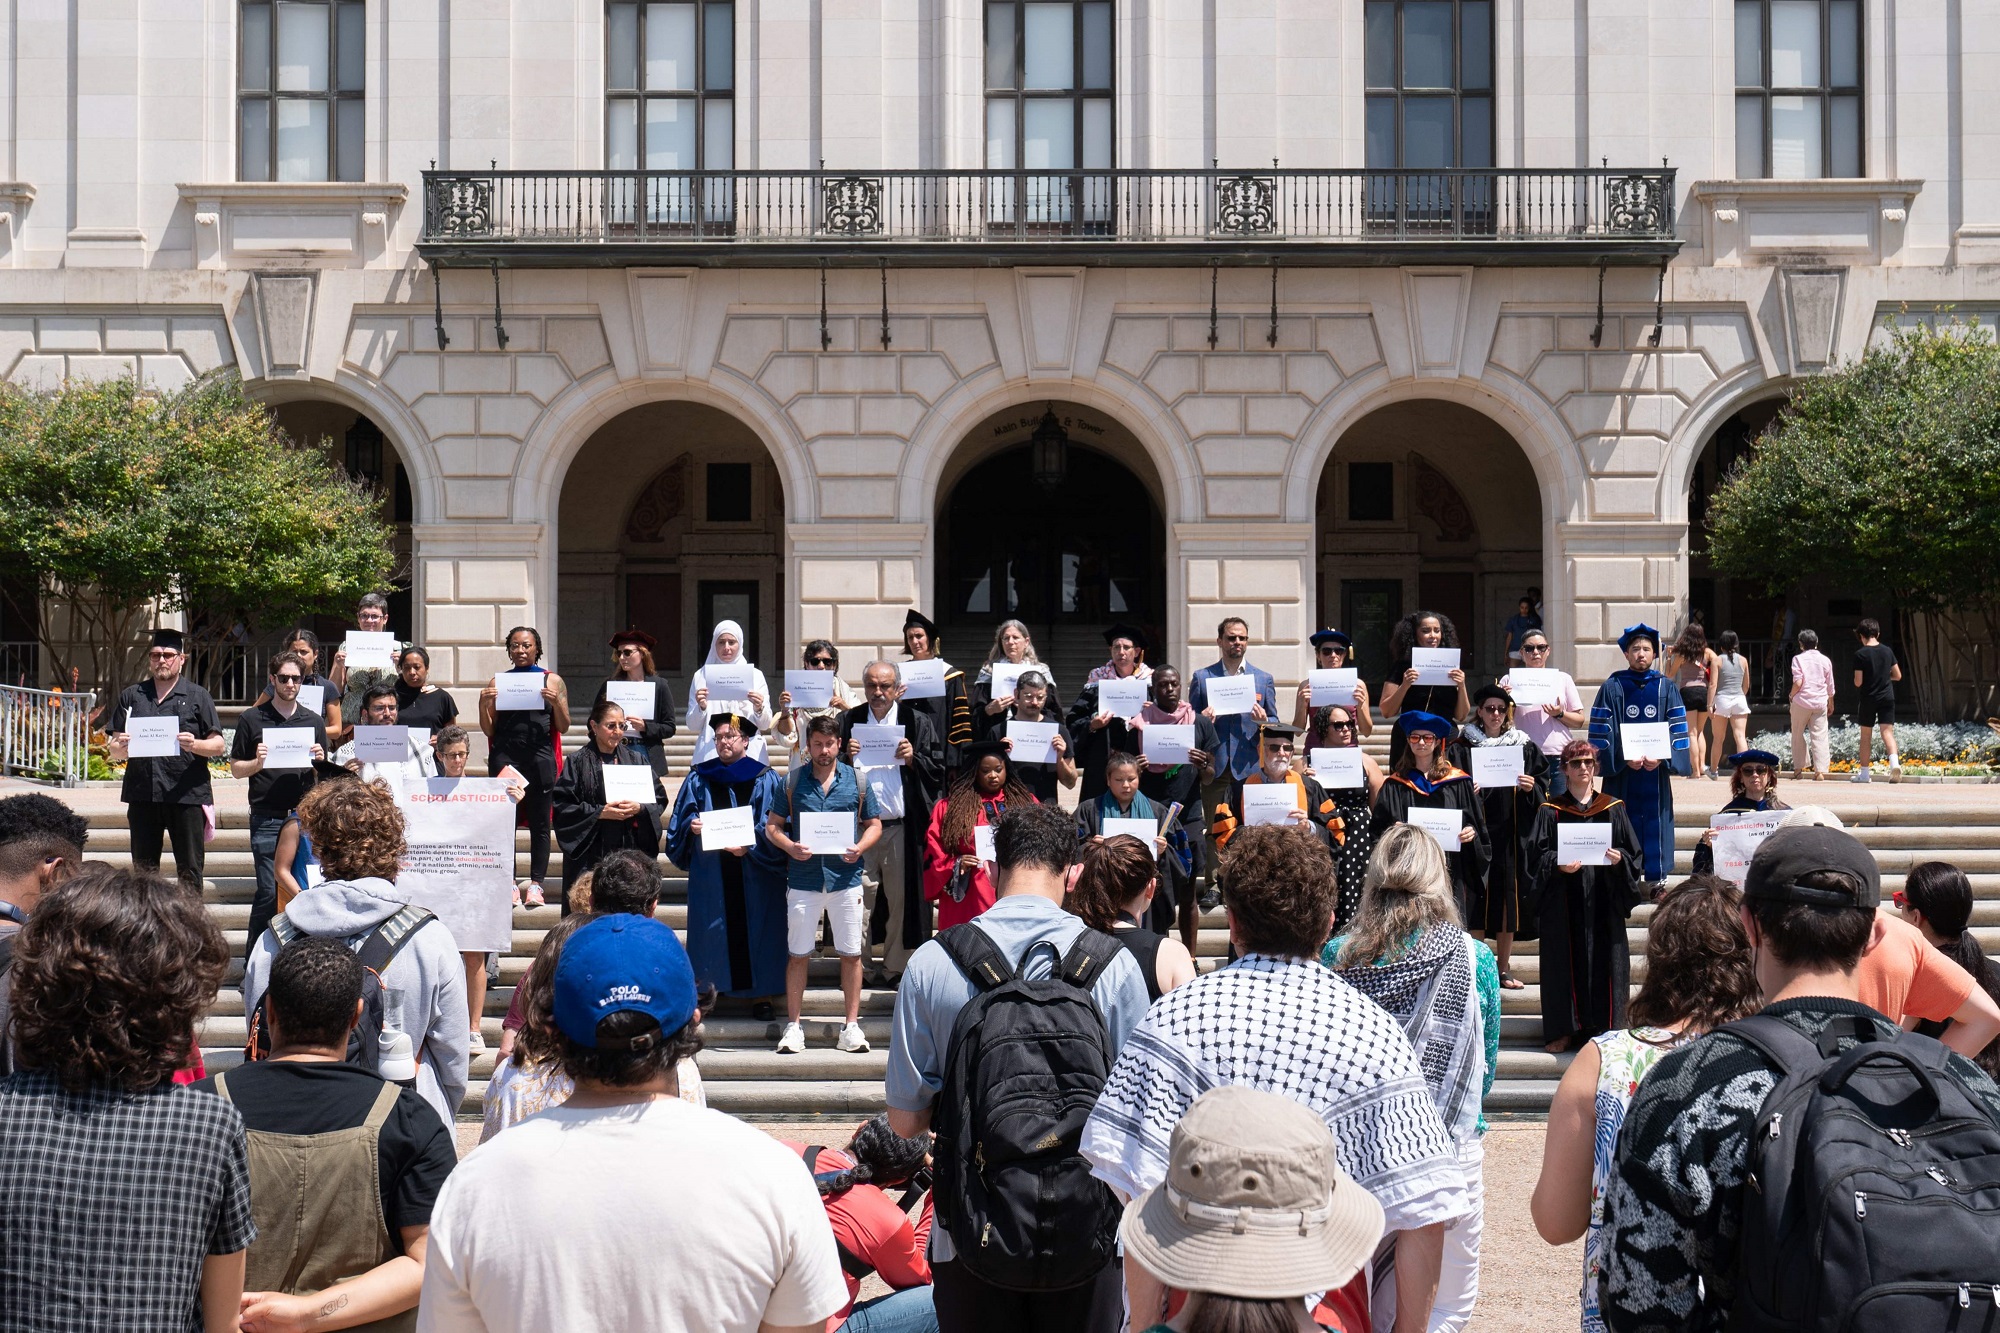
[552,914,698,1049]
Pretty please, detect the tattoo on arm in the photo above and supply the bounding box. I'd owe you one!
[318,1293,351,1318]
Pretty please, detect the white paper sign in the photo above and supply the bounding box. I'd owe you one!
[1310,747,1365,788]
[1310,668,1360,707]
[1709,810,1787,884]
[1505,669,1563,709]
[973,824,996,865]
[1006,720,1059,765]
[493,672,546,711]
[853,723,905,768]
[1101,816,1158,846]
[605,680,655,720]
[1242,783,1302,826]
[344,632,399,673]
[305,863,325,890]
[1205,674,1258,716]
[408,727,432,749]
[989,662,1028,701]
[1471,746,1526,789]
[600,764,658,806]
[126,715,181,759]
[1142,724,1195,766]
[1406,805,1463,852]
[1412,648,1461,687]
[262,727,314,769]
[800,812,857,855]
[392,777,515,952]
[784,671,836,709]
[1622,722,1674,761]
[297,684,325,716]
[353,725,409,763]
[703,662,755,698]
[1097,677,1148,718]
[1557,822,1616,867]
[699,803,758,851]
[900,659,947,699]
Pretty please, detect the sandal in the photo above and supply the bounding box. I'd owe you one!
[524,882,547,909]
[1499,970,1525,991]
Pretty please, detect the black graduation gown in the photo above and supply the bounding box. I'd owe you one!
[1690,795,1791,875]
[551,742,665,893]
[1528,793,1644,1048]
[906,667,973,774]
[1370,769,1491,919]
[591,674,679,776]
[1447,735,1551,938]
[1387,682,1464,770]
[837,701,944,952]
[1064,680,1144,801]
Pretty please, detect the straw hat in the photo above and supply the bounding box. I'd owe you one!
[1120,1086,1386,1300]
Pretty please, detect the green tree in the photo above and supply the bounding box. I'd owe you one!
[1704,319,2000,719]
[0,373,399,698]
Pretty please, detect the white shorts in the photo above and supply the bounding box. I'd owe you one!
[1711,694,1752,718]
[787,888,866,957]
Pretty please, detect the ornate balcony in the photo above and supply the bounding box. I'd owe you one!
[419,166,1678,268]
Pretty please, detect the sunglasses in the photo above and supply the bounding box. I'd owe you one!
[274,674,303,684]
[1564,758,1598,769]
[1739,765,1774,778]
[1325,721,1355,732]
[806,657,834,667]
[1522,643,1550,653]
[1892,889,1908,908]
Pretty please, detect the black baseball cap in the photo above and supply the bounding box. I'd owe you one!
[1743,826,1880,910]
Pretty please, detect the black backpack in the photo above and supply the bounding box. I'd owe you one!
[244,904,436,1074]
[931,923,1125,1292]
[1722,1013,2000,1330]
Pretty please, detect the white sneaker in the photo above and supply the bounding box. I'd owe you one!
[1890,760,1903,781]
[1850,770,1872,783]
[468,1029,487,1053]
[775,1022,805,1055]
[837,1022,870,1053]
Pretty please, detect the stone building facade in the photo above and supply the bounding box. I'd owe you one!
[4,0,1996,703]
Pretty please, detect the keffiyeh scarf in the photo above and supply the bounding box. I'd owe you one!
[1332,925,1483,1143]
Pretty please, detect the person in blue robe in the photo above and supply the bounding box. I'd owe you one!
[1588,622,1691,886]
[664,712,789,1011]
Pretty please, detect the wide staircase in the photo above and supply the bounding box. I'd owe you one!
[72,731,2000,1121]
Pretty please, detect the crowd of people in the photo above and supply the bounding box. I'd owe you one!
[4,590,1983,1330]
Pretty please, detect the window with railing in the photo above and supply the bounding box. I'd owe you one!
[239,0,366,182]
[984,0,1114,226]
[1734,0,1862,178]
[606,0,735,224]
[1363,0,1492,230]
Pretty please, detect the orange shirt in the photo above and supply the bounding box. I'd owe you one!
[1855,911,1975,1024]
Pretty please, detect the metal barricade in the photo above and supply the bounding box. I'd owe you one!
[0,685,98,787]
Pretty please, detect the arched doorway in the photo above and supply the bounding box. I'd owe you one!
[556,401,784,680]
[936,403,1167,685]
[1688,398,1791,703]
[1315,400,1543,685]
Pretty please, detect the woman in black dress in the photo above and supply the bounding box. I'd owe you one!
[1528,740,1644,1051]
[994,670,1077,803]
[552,699,665,910]
[1450,684,1549,989]
[1378,610,1471,770]
[394,646,459,738]
[478,625,570,908]
[590,628,678,777]
[1371,710,1489,921]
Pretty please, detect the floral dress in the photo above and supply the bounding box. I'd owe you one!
[1581,1026,1690,1332]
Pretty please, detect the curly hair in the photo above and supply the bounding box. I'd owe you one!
[515,913,596,1071]
[1628,874,1759,1034]
[940,758,1035,853]
[558,1009,704,1089]
[11,866,227,1093]
[297,778,406,881]
[0,792,90,880]
[1388,610,1459,673]
[1219,825,1339,958]
[812,1114,935,1195]
[1067,834,1156,931]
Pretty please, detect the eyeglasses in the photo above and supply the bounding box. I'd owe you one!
[149,650,180,659]
[1223,635,1249,642]
[1892,890,1908,908]
[1739,765,1773,778]
[806,658,834,667]
[616,647,641,656]
[1480,703,1508,713]
[1317,645,1342,655]
[1325,721,1355,732]
[1563,758,1598,769]
[1521,643,1550,654]
[274,674,302,684]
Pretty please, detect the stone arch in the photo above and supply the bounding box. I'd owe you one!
[1661,367,1791,524]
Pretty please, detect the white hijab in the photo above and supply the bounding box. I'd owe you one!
[689,620,770,765]
[705,620,746,667]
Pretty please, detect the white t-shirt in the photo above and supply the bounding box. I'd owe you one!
[419,1097,846,1333]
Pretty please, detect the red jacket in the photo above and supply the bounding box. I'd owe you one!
[921,794,1038,929]
[784,1141,933,1328]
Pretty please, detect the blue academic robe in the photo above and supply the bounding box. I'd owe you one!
[1588,669,1691,882]
[665,758,789,999]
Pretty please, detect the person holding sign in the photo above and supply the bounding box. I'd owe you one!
[552,699,665,910]
[1370,712,1487,920]
[333,684,438,784]
[1074,752,1193,939]
[1307,703,1385,937]
[329,593,406,744]
[1587,623,1691,888]
[1526,740,1643,1053]
[1498,629,1587,797]
[1294,628,1374,739]
[921,739,1037,932]
[775,639,855,745]
[997,671,1077,802]
[1189,618,1278,866]
[1451,685,1549,990]
[900,609,974,772]
[252,627,343,738]
[590,629,678,777]
[1379,611,1470,771]
[686,620,772,766]
[767,717,883,1056]
[838,661,944,984]
[665,712,789,1013]
[478,626,569,909]
[108,627,227,889]
[1084,621,1153,687]
[1210,724,1338,859]
[970,619,1057,738]
[392,646,457,740]
[230,650,332,956]
[1690,749,1790,877]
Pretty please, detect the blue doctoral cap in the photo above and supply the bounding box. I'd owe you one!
[1401,711,1454,739]
[552,914,698,1048]
[1617,623,1661,652]
[1728,749,1781,769]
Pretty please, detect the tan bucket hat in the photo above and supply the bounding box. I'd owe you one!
[1120,1085,1386,1300]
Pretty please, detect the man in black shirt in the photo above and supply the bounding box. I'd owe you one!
[230,650,329,956]
[0,793,89,1076]
[1850,617,1902,782]
[196,936,455,1328]
[107,627,226,887]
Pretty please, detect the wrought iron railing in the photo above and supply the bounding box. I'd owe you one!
[420,166,1676,252]
[0,684,97,787]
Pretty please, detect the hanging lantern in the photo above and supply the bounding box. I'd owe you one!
[1031,404,1069,491]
